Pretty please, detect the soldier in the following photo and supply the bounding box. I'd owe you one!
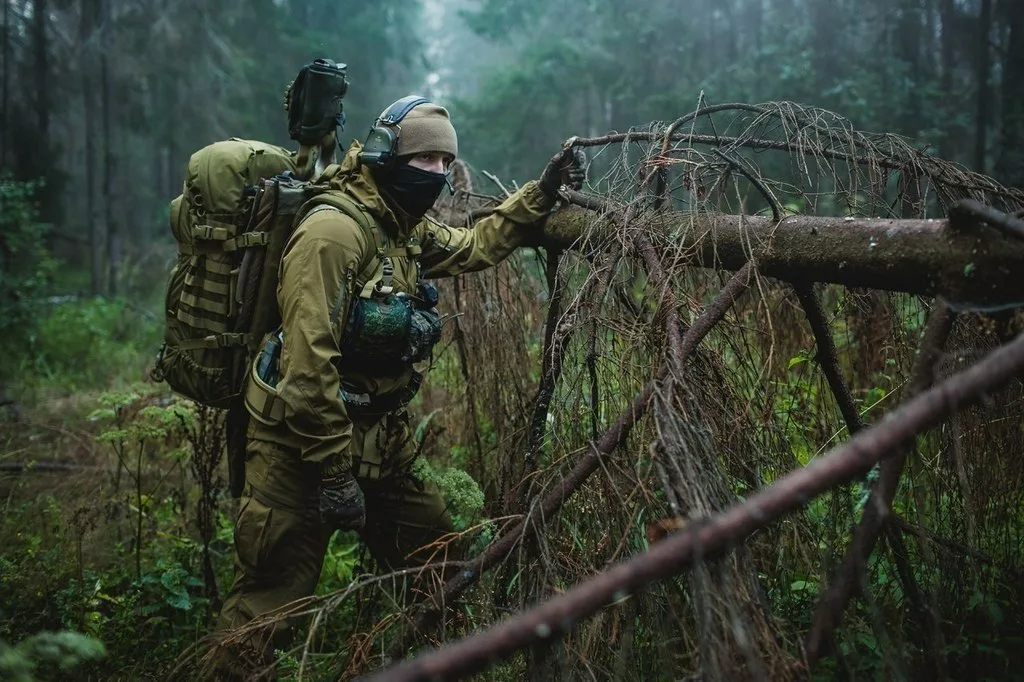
[215,95,586,671]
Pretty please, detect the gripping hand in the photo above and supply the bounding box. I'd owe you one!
[318,465,366,530]
[538,147,588,199]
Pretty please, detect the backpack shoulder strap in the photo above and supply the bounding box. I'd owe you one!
[305,191,377,240]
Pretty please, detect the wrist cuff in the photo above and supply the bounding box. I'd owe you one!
[321,457,350,479]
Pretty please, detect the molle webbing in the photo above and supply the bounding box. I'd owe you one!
[154,138,299,409]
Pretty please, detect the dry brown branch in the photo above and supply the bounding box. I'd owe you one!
[369,329,1024,682]
[385,263,758,662]
[805,302,955,664]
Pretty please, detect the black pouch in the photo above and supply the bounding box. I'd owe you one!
[403,309,442,363]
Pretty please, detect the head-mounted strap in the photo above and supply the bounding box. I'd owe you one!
[376,95,428,126]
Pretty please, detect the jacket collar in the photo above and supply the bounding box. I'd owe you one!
[318,141,411,237]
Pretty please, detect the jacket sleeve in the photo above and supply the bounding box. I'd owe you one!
[275,209,369,468]
[419,180,554,278]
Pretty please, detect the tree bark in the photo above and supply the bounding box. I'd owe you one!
[541,205,1024,307]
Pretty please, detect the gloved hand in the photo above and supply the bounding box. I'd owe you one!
[538,147,587,199]
[318,463,366,530]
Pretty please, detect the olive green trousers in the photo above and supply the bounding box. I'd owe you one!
[214,410,455,674]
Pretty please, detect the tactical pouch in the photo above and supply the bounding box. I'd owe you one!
[244,332,285,426]
[341,372,423,417]
[403,309,442,363]
[342,294,413,371]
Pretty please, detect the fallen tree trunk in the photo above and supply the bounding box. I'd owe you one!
[542,203,1024,307]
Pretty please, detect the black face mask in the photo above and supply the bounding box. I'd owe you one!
[376,163,451,222]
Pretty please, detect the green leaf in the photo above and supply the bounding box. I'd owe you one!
[163,588,192,612]
[414,409,443,444]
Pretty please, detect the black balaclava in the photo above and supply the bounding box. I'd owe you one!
[374,158,450,223]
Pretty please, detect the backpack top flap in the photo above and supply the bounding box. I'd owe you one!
[174,138,298,248]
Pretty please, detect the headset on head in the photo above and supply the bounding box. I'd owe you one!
[357,95,429,168]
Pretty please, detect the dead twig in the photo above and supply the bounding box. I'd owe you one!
[369,328,1024,682]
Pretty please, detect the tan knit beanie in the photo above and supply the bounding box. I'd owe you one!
[394,103,458,159]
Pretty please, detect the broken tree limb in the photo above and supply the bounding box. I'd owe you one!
[794,283,866,435]
[949,198,1024,242]
[804,302,954,667]
[367,328,1024,682]
[541,204,1024,307]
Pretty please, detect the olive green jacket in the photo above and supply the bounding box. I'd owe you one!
[248,141,555,471]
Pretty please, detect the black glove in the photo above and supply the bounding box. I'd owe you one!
[538,147,587,199]
[318,464,366,530]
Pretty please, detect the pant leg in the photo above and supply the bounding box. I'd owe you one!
[355,410,459,588]
[215,438,333,672]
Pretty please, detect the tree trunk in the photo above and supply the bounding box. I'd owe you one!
[542,205,1024,307]
[31,0,56,227]
[898,0,924,138]
[101,0,118,296]
[163,75,179,201]
[32,0,48,140]
[810,0,843,105]
[995,0,1024,189]
[974,0,992,173]
[2,0,9,168]
[81,0,102,295]
[939,0,956,160]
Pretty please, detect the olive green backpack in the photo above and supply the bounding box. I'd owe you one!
[152,137,380,406]
[151,138,379,494]
[152,138,296,408]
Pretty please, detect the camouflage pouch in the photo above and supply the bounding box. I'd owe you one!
[342,294,413,371]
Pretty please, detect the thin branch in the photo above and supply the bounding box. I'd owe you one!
[793,284,866,435]
[804,301,954,666]
[522,248,566,486]
[368,328,1024,682]
[385,262,758,660]
[481,170,512,198]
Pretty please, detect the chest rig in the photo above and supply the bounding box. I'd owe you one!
[305,198,444,375]
[244,192,443,426]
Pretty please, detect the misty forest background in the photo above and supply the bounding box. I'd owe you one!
[2,0,1024,680]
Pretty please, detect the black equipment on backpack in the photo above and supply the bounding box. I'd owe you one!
[287,58,350,145]
[357,95,429,168]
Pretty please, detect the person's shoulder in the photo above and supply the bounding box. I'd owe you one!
[293,199,371,251]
